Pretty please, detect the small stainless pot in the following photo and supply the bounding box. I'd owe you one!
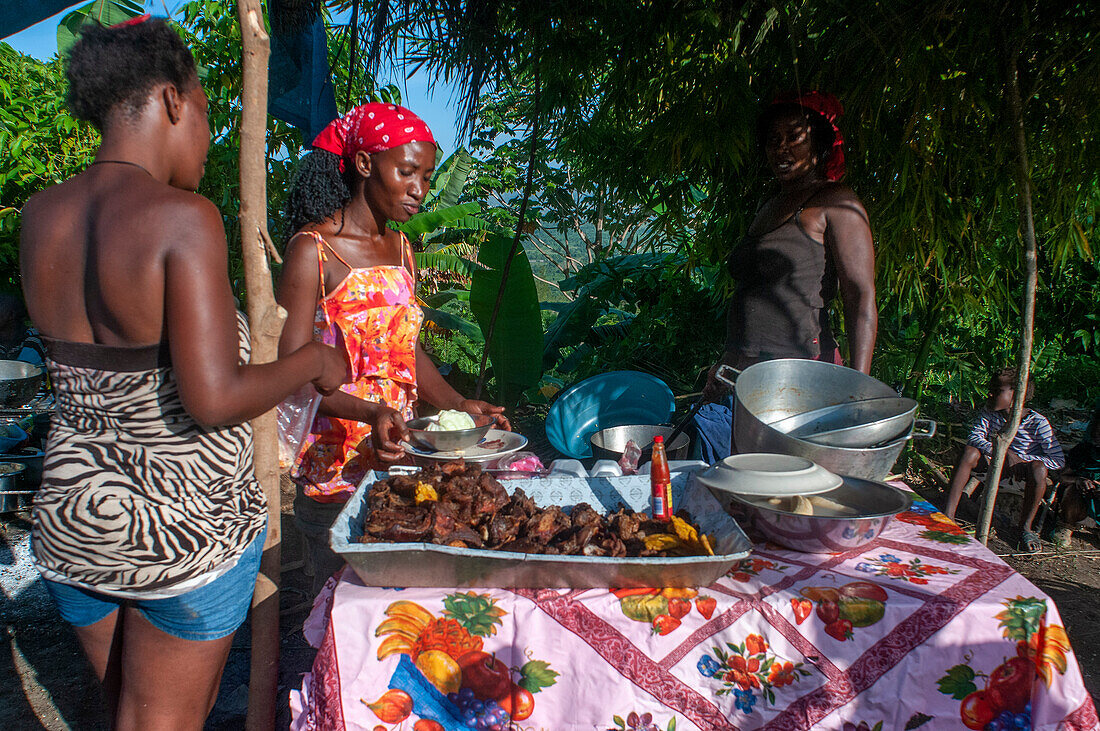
[0,361,44,408]
[0,461,28,513]
[589,424,689,464]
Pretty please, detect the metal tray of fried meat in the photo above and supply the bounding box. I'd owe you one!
[330,470,752,589]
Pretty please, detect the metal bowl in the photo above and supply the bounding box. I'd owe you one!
[406,414,494,452]
[782,396,918,447]
[0,360,43,408]
[705,474,913,554]
[589,424,689,464]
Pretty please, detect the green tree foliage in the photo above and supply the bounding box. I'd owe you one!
[0,45,100,289]
[359,0,1100,404]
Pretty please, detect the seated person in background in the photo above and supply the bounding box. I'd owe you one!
[1051,405,1100,546]
[944,368,1065,553]
[0,292,45,366]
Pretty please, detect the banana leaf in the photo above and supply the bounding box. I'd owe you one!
[469,232,543,404]
[57,0,144,57]
[398,201,480,237]
[423,147,475,210]
[423,288,471,307]
[422,306,483,342]
[415,252,487,278]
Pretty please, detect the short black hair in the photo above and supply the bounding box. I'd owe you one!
[283,149,352,240]
[756,102,836,162]
[990,367,1036,403]
[65,17,197,131]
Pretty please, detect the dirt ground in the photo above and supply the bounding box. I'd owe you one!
[2,458,1096,729]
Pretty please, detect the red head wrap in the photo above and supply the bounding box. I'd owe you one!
[113,14,151,28]
[311,103,436,172]
[771,91,845,181]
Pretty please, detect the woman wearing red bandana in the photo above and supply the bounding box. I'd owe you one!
[278,103,509,591]
[704,92,878,397]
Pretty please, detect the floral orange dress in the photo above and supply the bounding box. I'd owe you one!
[293,231,423,502]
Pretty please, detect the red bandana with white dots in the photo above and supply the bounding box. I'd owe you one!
[311,103,436,167]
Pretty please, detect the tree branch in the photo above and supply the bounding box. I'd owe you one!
[975,46,1041,547]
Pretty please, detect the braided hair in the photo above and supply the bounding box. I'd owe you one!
[283,149,354,240]
[65,18,197,131]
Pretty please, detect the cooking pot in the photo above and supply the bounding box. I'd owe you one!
[589,425,689,465]
[707,474,913,553]
[2,446,43,489]
[0,461,28,513]
[716,360,935,480]
[0,360,43,408]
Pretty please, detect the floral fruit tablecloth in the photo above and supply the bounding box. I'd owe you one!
[289,495,1098,731]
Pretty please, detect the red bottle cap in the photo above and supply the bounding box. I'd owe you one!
[654,435,664,443]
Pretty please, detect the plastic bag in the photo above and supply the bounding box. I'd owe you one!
[277,386,321,473]
[486,451,545,478]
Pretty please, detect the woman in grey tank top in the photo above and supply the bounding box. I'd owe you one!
[704,93,877,397]
[697,93,877,460]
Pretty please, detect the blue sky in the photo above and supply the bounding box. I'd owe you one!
[2,1,462,152]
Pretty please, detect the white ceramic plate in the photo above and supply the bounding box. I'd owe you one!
[402,429,528,462]
[695,453,843,497]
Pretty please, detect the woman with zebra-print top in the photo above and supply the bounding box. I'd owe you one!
[18,17,346,729]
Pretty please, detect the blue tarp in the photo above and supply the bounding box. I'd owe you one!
[268,14,337,144]
[0,1,83,41]
[691,397,734,464]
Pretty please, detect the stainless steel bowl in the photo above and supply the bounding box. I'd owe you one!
[782,396,918,447]
[705,474,913,554]
[0,360,43,408]
[406,414,494,452]
[589,424,689,464]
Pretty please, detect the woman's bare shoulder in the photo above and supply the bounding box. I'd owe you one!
[811,181,864,207]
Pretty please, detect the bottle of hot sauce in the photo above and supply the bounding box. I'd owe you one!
[650,435,672,522]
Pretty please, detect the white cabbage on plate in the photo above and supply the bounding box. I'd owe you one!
[426,409,477,431]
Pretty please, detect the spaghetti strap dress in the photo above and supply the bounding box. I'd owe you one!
[292,231,424,503]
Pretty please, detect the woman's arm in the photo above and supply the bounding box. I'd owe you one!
[164,198,346,427]
[823,190,877,374]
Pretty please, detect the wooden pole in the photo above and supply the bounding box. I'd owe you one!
[975,49,1039,546]
[237,2,285,728]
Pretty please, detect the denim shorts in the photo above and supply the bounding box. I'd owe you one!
[43,525,267,641]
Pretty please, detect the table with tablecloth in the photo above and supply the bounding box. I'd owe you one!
[289,489,1098,731]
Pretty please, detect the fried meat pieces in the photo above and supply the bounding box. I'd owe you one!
[359,461,690,557]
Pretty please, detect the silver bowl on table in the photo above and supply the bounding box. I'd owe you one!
[406,414,494,452]
[705,474,913,554]
[589,424,689,464]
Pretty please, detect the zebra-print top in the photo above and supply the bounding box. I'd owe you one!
[32,312,267,597]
